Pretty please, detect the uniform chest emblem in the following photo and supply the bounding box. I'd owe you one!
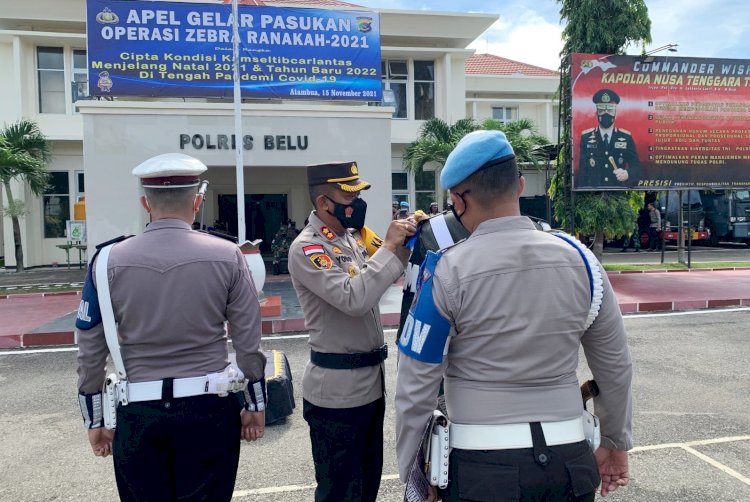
[310,253,333,270]
[614,141,627,149]
[356,239,365,248]
[331,246,343,254]
[320,226,335,241]
[347,265,359,277]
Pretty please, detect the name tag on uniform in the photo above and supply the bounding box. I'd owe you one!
[586,143,598,149]
[398,251,451,364]
[614,141,627,149]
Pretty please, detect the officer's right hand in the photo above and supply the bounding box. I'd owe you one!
[595,447,629,496]
[383,219,416,253]
[87,427,114,457]
[240,409,265,442]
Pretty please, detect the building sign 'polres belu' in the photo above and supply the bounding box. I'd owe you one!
[179,133,309,151]
[86,0,382,101]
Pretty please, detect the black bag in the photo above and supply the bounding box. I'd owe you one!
[263,349,295,425]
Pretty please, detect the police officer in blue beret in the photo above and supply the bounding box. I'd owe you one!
[395,130,633,501]
[76,153,267,501]
[578,88,641,189]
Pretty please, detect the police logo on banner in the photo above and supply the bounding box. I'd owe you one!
[398,251,451,364]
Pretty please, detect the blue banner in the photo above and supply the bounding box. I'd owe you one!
[86,0,381,100]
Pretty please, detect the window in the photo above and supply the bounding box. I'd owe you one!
[391,172,409,213]
[37,47,66,113]
[43,172,70,238]
[382,59,407,119]
[413,61,435,120]
[37,47,88,113]
[72,50,89,103]
[492,106,518,124]
[414,170,436,212]
[75,170,85,200]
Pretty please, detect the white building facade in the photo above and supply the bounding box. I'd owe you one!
[0,0,559,268]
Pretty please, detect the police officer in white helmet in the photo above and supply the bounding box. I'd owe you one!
[76,153,267,501]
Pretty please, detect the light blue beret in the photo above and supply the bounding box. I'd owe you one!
[440,130,515,189]
[400,201,410,209]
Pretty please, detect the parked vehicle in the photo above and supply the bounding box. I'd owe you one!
[638,191,710,249]
[700,190,750,246]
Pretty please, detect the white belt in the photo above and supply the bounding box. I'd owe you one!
[450,417,585,450]
[127,376,211,402]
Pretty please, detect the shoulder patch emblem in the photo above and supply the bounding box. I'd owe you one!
[331,246,343,255]
[310,253,333,270]
[303,244,324,256]
[320,226,335,241]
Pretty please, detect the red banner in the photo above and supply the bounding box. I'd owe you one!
[571,53,750,191]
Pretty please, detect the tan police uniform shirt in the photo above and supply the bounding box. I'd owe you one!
[289,211,407,409]
[77,218,266,394]
[395,216,633,480]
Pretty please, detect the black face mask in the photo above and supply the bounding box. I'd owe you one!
[598,113,615,129]
[326,196,368,230]
[449,189,470,228]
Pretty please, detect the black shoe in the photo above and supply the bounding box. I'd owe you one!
[635,249,640,252]
[620,248,627,252]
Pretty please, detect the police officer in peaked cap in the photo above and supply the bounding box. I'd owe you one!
[578,88,641,189]
[288,161,415,501]
[395,131,634,501]
[76,153,267,501]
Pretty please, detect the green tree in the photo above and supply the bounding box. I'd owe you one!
[551,0,651,260]
[0,120,51,272]
[402,118,478,175]
[403,117,551,175]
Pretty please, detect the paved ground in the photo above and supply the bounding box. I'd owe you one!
[0,310,748,501]
[2,245,750,348]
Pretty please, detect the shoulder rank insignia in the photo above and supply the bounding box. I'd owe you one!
[331,245,343,254]
[320,226,335,241]
[310,253,333,270]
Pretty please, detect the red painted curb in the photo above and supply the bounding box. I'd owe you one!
[0,335,21,349]
[22,331,75,347]
[638,301,674,312]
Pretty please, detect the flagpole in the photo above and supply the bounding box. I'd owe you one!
[232,0,246,243]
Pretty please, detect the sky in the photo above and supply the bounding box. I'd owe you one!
[359,0,750,70]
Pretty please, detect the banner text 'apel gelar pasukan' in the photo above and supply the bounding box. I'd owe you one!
[87,0,382,101]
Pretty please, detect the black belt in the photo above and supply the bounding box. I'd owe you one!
[310,344,388,370]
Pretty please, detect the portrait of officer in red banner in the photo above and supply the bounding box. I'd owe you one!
[577,88,641,189]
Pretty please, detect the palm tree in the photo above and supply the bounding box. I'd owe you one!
[0,120,51,272]
[479,118,551,165]
[402,118,478,174]
[403,117,551,175]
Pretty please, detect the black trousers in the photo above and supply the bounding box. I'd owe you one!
[303,397,385,502]
[113,394,241,502]
[441,434,599,502]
